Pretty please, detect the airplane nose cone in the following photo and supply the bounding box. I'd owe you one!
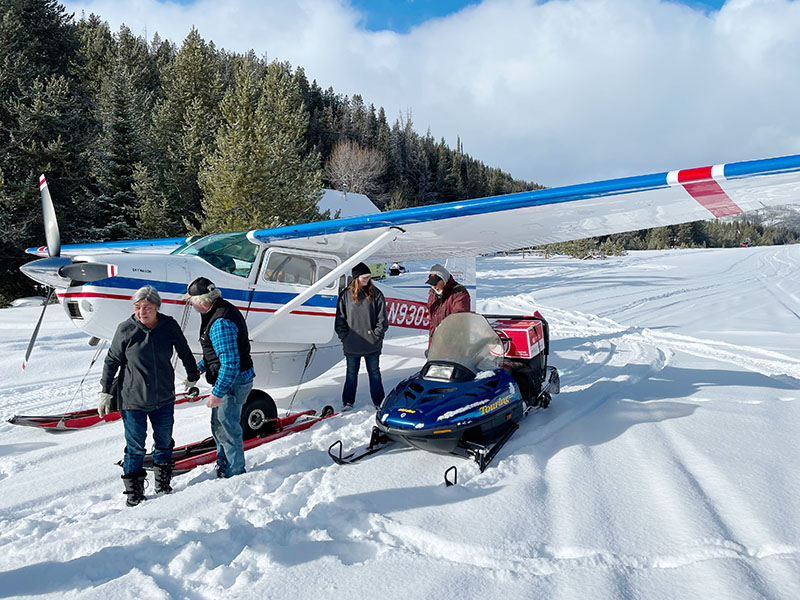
[19,256,73,289]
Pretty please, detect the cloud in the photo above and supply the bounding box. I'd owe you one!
[62,0,800,187]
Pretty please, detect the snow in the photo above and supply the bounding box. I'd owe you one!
[317,189,380,218]
[9,297,46,308]
[1,246,799,599]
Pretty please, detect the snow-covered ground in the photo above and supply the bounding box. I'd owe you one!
[1,246,799,599]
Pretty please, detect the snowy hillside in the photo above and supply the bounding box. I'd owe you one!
[1,246,799,599]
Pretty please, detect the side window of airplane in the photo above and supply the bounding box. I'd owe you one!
[316,258,341,291]
[263,252,316,286]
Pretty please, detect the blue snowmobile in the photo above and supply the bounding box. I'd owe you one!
[328,312,560,482]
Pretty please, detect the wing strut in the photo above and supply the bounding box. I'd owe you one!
[248,226,403,339]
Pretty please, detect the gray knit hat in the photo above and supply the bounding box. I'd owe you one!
[425,264,451,286]
[132,285,162,308]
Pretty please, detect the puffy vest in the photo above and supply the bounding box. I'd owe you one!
[199,298,253,384]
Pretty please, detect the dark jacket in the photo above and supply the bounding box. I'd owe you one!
[335,285,388,355]
[199,297,253,385]
[427,277,471,340]
[101,313,199,412]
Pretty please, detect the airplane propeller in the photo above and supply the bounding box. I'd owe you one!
[21,176,118,369]
[23,175,61,370]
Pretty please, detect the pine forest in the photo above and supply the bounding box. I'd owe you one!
[1,0,797,304]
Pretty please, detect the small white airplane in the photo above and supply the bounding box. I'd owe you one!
[18,153,800,416]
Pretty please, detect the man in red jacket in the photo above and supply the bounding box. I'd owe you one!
[426,263,471,344]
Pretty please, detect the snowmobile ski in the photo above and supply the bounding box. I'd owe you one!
[328,426,395,465]
[469,422,519,472]
[142,406,337,475]
[8,389,205,431]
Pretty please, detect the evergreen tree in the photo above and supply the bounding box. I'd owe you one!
[198,59,323,233]
[75,14,114,104]
[676,222,694,248]
[646,226,672,249]
[0,0,92,302]
[132,162,171,237]
[148,27,223,233]
[89,50,151,240]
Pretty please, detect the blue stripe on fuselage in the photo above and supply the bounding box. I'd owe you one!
[85,277,337,308]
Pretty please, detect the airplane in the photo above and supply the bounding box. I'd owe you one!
[17,153,800,435]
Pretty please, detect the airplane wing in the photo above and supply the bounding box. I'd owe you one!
[252,154,800,261]
[26,237,190,257]
[28,153,800,262]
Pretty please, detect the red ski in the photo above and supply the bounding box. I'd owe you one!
[7,390,206,431]
[143,406,337,475]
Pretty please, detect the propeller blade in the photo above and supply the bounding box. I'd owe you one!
[59,261,116,283]
[23,288,55,370]
[40,175,61,258]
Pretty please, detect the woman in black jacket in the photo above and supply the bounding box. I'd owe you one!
[334,263,388,411]
[99,286,199,506]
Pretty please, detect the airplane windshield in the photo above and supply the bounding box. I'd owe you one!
[173,232,260,277]
[427,312,504,375]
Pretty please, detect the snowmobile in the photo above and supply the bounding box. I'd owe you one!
[328,312,560,482]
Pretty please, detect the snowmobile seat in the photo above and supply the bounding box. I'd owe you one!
[503,358,543,401]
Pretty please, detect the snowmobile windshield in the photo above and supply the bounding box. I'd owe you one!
[172,232,260,277]
[426,313,504,376]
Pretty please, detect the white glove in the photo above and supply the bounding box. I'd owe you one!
[183,377,200,391]
[98,392,114,418]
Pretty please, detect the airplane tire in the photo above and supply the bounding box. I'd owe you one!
[241,390,278,439]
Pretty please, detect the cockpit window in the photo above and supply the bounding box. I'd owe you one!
[263,252,316,285]
[172,232,259,277]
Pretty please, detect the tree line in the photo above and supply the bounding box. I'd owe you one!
[0,0,539,303]
[1,1,797,305]
[538,219,800,258]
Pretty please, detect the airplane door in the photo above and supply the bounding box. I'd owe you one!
[166,260,202,350]
[248,249,339,345]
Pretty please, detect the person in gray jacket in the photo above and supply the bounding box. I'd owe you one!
[98,286,199,506]
[334,262,388,411]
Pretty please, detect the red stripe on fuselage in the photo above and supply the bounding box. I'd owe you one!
[677,166,743,218]
[55,291,335,317]
[244,306,335,317]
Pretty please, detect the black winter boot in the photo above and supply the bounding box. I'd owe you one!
[153,462,174,494]
[122,469,148,507]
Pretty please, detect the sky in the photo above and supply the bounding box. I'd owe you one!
[60,0,800,188]
[2,246,799,598]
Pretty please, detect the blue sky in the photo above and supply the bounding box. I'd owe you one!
[66,0,800,187]
[349,0,727,32]
[350,0,480,32]
[158,0,729,33]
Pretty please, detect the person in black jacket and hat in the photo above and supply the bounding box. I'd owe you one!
[99,286,199,506]
[334,262,388,411]
[184,276,255,478]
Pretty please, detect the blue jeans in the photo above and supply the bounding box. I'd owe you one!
[343,352,384,407]
[121,402,174,475]
[211,375,253,478]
